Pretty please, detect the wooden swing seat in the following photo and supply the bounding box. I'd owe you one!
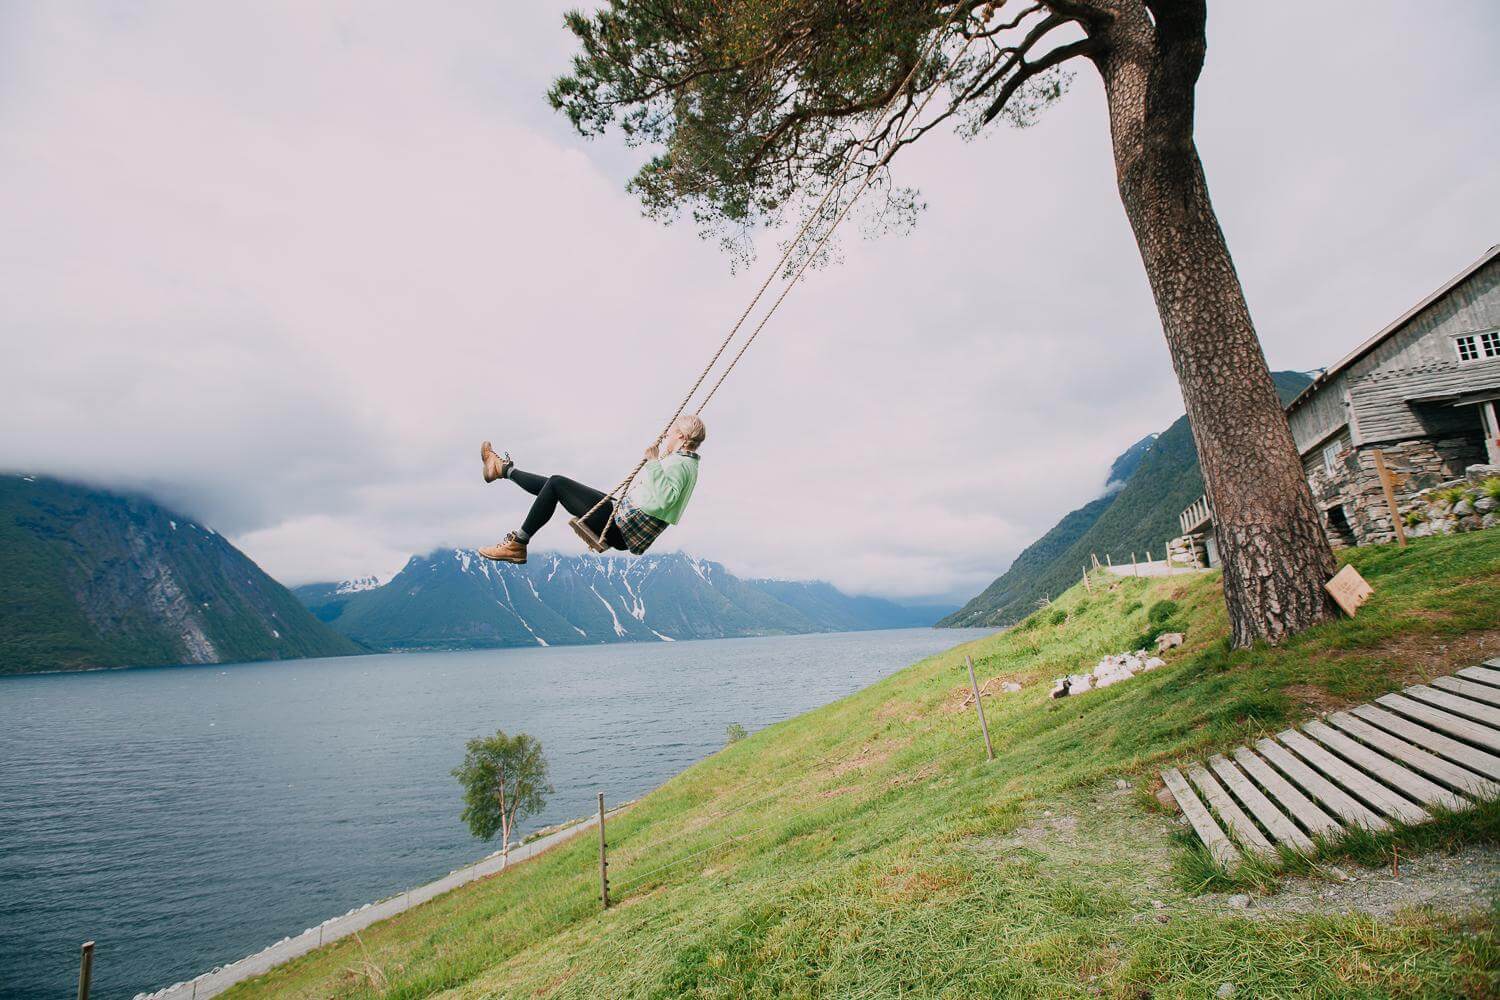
[569,516,612,553]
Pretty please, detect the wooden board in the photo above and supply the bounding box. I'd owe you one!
[1324,564,1374,616]
[1327,711,1499,800]
[1404,685,1500,728]
[1351,704,1500,781]
[1457,665,1500,688]
[1231,746,1342,837]
[1377,693,1500,753]
[1279,729,1429,824]
[1187,764,1276,857]
[1161,768,1240,868]
[1432,675,1500,708]
[1303,720,1468,811]
[1209,754,1315,853]
[1255,737,1388,831]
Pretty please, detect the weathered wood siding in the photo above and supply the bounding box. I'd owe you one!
[1289,375,1351,453]
[1288,255,1500,452]
[1349,359,1500,443]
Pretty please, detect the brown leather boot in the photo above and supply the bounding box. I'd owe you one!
[478,533,527,564]
[480,441,512,483]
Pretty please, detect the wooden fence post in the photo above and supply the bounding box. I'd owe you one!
[77,941,94,1000]
[966,656,995,761]
[1082,566,1092,593]
[1372,450,1408,548]
[597,792,610,909]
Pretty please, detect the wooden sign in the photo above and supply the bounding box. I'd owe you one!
[1325,565,1374,617]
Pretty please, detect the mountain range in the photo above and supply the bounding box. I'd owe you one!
[295,549,948,651]
[939,371,1313,628]
[0,475,360,674]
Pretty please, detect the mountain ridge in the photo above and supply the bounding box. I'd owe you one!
[296,549,950,651]
[0,475,361,674]
[939,371,1313,627]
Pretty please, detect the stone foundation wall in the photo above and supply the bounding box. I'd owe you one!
[1304,437,1487,547]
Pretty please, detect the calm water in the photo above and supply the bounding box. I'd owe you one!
[0,628,988,999]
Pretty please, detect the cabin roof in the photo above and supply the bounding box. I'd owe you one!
[1285,243,1500,413]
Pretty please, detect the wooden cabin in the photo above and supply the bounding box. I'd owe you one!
[1284,244,1500,547]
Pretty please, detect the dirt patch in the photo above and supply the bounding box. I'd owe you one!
[888,762,939,788]
[817,785,856,800]
[877,866,969,900]
[875,698,917,722]
[1283,683,1345,714]
[1363,628,1500,680]
[828,744,893,778]
[1191,845,1499,920]
[942,676,1033,714]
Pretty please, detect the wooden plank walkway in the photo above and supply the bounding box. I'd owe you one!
[1161,663,1500,868]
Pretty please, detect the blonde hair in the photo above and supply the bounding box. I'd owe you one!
[674,414,707,449]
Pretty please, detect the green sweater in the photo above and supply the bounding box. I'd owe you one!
[631,451,700,524]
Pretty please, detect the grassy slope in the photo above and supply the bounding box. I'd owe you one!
[229,532,1499,999]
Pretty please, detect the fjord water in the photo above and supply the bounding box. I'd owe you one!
[0,628,988,999]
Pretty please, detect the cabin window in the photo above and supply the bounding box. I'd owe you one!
[1455,330,1500,362]
[1322,440,1344,476]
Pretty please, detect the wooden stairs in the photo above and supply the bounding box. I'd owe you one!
[1161,661,1500,867]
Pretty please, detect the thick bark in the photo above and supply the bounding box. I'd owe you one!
[1091,5,1338,647]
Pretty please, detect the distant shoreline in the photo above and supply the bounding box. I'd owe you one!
[0,624,969,679]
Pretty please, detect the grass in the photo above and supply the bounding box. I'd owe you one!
[225,532,1500,999]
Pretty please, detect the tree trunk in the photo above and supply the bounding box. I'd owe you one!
[1093,8,1337,647]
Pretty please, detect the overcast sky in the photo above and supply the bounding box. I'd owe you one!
[2,2,1497,601]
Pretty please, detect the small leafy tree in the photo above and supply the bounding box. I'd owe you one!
[452,730,553,864]
[725,722,749,743]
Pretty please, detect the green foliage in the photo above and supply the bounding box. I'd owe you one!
[1123,601,1143,615]
[1480,478,1500,502]
[1146,600,1181,625]
[1436,486,1470,505]
[725,723,749,744]
[1048,609,1068,626]
[1404,508,1429,527]
[452,731,553,847]
[549,2,1077,258]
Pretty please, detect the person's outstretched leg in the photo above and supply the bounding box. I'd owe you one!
[519,476,607,540]
[479,474,611,563]
[507,467,548,496]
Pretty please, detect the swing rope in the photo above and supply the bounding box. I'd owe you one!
[572,13,974,549]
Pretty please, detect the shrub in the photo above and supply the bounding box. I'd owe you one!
[1123,601,1143,616]
[725,723,748,744]
[1436,486,1470,505]
[1403,509,1428,527]
[1146,600,1181,625]
[1482,478,1500,502]
[1049,609,1069,626]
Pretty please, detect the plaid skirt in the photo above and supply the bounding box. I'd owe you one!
[611,496,670,555]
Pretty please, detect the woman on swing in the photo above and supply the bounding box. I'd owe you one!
[477,414,705,564]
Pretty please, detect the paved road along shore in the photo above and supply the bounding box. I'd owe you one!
[138,808,627,1000]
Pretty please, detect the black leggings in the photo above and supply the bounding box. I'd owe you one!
[510,469,625,548]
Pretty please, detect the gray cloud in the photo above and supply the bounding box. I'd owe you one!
[3,2,1497,601]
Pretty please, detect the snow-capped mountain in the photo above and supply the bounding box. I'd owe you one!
[294,550,947,651]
